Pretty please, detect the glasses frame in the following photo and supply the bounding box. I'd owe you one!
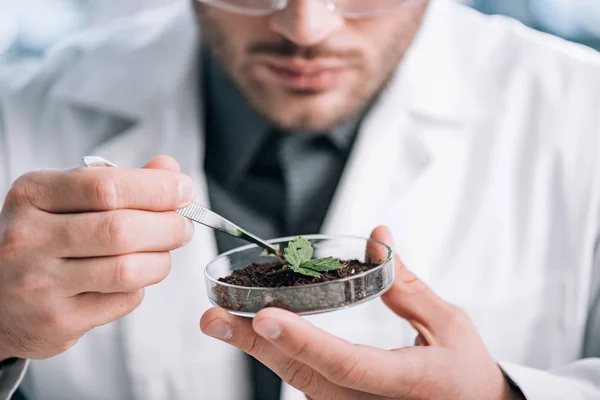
[196,0,413,19]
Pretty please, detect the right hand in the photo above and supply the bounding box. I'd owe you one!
[0,155,195,361]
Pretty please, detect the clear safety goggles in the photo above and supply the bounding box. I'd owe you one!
[196,0,413,19]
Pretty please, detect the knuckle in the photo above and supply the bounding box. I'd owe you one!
[101,212,133,249]
[400,361,431,399]
[153,252,172,283]
[289,339,309,360]
[285,362,319,393]
[447,304,472,330]
[6,173,37,208]
[240,334,263,357]
[94,175,119,210]
[329,353,364,386]
[112,255,140,291]
[13,269,49,294]
[0,222,31,253]
[112,290,145,319]
[127,289,145,309]
[401,270,428,293]
[40,306,70,333]
[62,214,86,250]
[0,211,49,259]
[158,174,181,208]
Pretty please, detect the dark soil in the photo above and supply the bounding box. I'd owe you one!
[214,260,383,314]
[219,260,377,288]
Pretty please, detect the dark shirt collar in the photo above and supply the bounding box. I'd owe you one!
[328,116,362,152]
[203,52,360,187]
[203,51,270,187]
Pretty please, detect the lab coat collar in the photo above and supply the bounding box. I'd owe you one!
[65,17,230,392]
[51,1,200,120]
[398,0,488,126]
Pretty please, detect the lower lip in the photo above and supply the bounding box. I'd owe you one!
[262,63,348,91]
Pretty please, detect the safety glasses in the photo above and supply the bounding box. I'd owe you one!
[196,0,413,19]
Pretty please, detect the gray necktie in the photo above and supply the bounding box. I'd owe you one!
[278,132,345,235]
[207,129,350,400]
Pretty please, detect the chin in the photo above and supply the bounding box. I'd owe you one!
[262,108,343,132]
[255,90,361,132]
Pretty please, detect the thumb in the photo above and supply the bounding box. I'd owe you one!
[370,226,471,347]
[142,155,182,172]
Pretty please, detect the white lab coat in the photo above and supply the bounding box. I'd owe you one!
[1,1,599,399]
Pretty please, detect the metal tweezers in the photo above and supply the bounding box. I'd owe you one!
[82,156,282,257]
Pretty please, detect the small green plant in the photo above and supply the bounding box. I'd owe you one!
[282,237,344,278]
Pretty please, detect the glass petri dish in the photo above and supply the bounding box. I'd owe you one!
[205,235,394,317]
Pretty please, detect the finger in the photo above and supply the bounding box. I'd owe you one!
[52,209,193,258]
[58,252,171,295]
[142,155,182,172]
[365,226,391,264]
[252,307,430,398]
[7,167,195,213]
[72,289,145,329]
[200,308,373,400]
[371,226,471,347]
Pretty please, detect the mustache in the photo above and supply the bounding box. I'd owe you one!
[248,39,361,60]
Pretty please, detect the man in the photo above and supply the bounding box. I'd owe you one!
[0,0,599,399]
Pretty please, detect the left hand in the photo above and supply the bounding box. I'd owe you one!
[201,226,521,400]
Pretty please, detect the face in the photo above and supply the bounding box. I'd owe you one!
[196,0,429,131]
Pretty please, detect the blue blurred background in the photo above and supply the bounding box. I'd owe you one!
[470,0,600,50]
[0,0,599,60]
[0,0,177,60]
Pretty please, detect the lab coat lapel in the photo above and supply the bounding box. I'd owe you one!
[311,0,485,345]
[83,46,243,400]
[88,84,222,400]
[320,69,433,238]
[285,7,488,397]
[322,0,483,246]
[51,2,199,121]
[51,4,248,398]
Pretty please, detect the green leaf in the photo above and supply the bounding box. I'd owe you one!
[280,236,345,278]
[301,257,343,272]
[284,237,313,268]
[288,263,323,278]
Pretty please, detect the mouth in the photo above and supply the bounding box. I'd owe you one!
[258,56,351,92]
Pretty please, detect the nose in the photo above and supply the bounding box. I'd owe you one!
[269,0,345,47]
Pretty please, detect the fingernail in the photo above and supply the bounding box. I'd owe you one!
[178,175,195,204]
[183,219,194,245]
[254,319,282,340]
[204,320,232,340]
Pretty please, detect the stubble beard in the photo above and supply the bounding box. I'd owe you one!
[198,3,428,132]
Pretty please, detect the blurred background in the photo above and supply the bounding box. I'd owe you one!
[0,0,177,60]
[0,0,599,61]
[464,0,600,50]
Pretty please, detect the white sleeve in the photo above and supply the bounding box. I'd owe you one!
[0,62,32,400]
[499,359,600,400]
[500,281,600,399]
[0,359,29,400]
[500,194,600,399]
